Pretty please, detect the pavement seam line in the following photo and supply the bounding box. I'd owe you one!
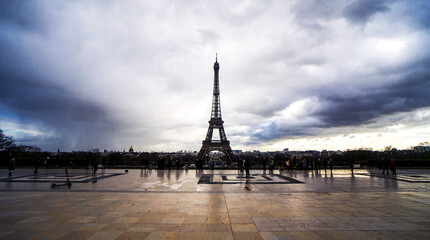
[224,192,236,240]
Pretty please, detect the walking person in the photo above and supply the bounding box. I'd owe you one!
[8,154,16,177]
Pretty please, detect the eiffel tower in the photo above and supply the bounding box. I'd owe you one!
[197,55,235,163]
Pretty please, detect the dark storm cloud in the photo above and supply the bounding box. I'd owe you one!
[343,0,390,24]
[315,58,430,128]
[0,1,46,30]
[401,1,430,30]
[0,1,123,150]
[0,68,119,150]
[0,72,107,123]
[245,0,430,144]
[1,0,430,151]
[0,27,118,151]
[252,57,430,141]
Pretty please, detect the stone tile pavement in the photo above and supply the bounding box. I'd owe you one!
[0,169,429,239]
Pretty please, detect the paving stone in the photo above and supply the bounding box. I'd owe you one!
[232,223,259,232]
[116,232,150,240]
[86,230,124,240]
[0,169,429,239]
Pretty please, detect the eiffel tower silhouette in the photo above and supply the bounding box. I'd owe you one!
[197,55,235,163]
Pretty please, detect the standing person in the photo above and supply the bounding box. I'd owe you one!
[34,158,40,174]
[91,157,98,174]
[270,157,275,172]
[323,158,328,172]
[382,158,390,175]
[101,157,106,172]
[288,158,294,172]
[239,158,244,173]
[175,159,181,170]
[8,154,16,177]
[244,159,251,178]
[157,157,161,170]
[167,158,172,171]
[381,158,387,174]
[349,157,354,173]
[210,158,215,170]
[195,159,200,171]
[302,158,308,171]
[160,157,165,170]
[262,157,267,171]
[158,157,164,170]
[310,158,314,171]
[314,158,319,171]
[317,158,322,171]
[328,158,334,173]
[390,159,397,175]
[144,157,149,169]
[200,159,204,171]
[285,158,290,171]
[376,158,382,169]
[292,157,297,170]
[44,156,49,169]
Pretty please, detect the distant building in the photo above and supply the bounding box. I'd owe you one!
[320,150,328,158]
[129,145,134,153]
[414,146,430,153]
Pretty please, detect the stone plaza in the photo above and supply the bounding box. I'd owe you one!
[0,168,429,240]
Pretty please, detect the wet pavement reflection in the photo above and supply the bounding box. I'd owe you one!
[0,168,429,239]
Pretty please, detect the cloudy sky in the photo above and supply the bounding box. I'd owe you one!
[1,0,429,152]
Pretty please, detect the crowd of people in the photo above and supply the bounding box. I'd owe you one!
[5,152,399,177]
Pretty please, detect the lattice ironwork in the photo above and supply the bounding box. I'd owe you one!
[197,55,235,163]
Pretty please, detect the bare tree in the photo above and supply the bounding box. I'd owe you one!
[0,129,15,150]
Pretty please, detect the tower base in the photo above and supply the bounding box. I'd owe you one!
[197,141,235,163]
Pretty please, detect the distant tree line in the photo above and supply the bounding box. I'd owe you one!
[0,129,41,152]
[1,129,429,168]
